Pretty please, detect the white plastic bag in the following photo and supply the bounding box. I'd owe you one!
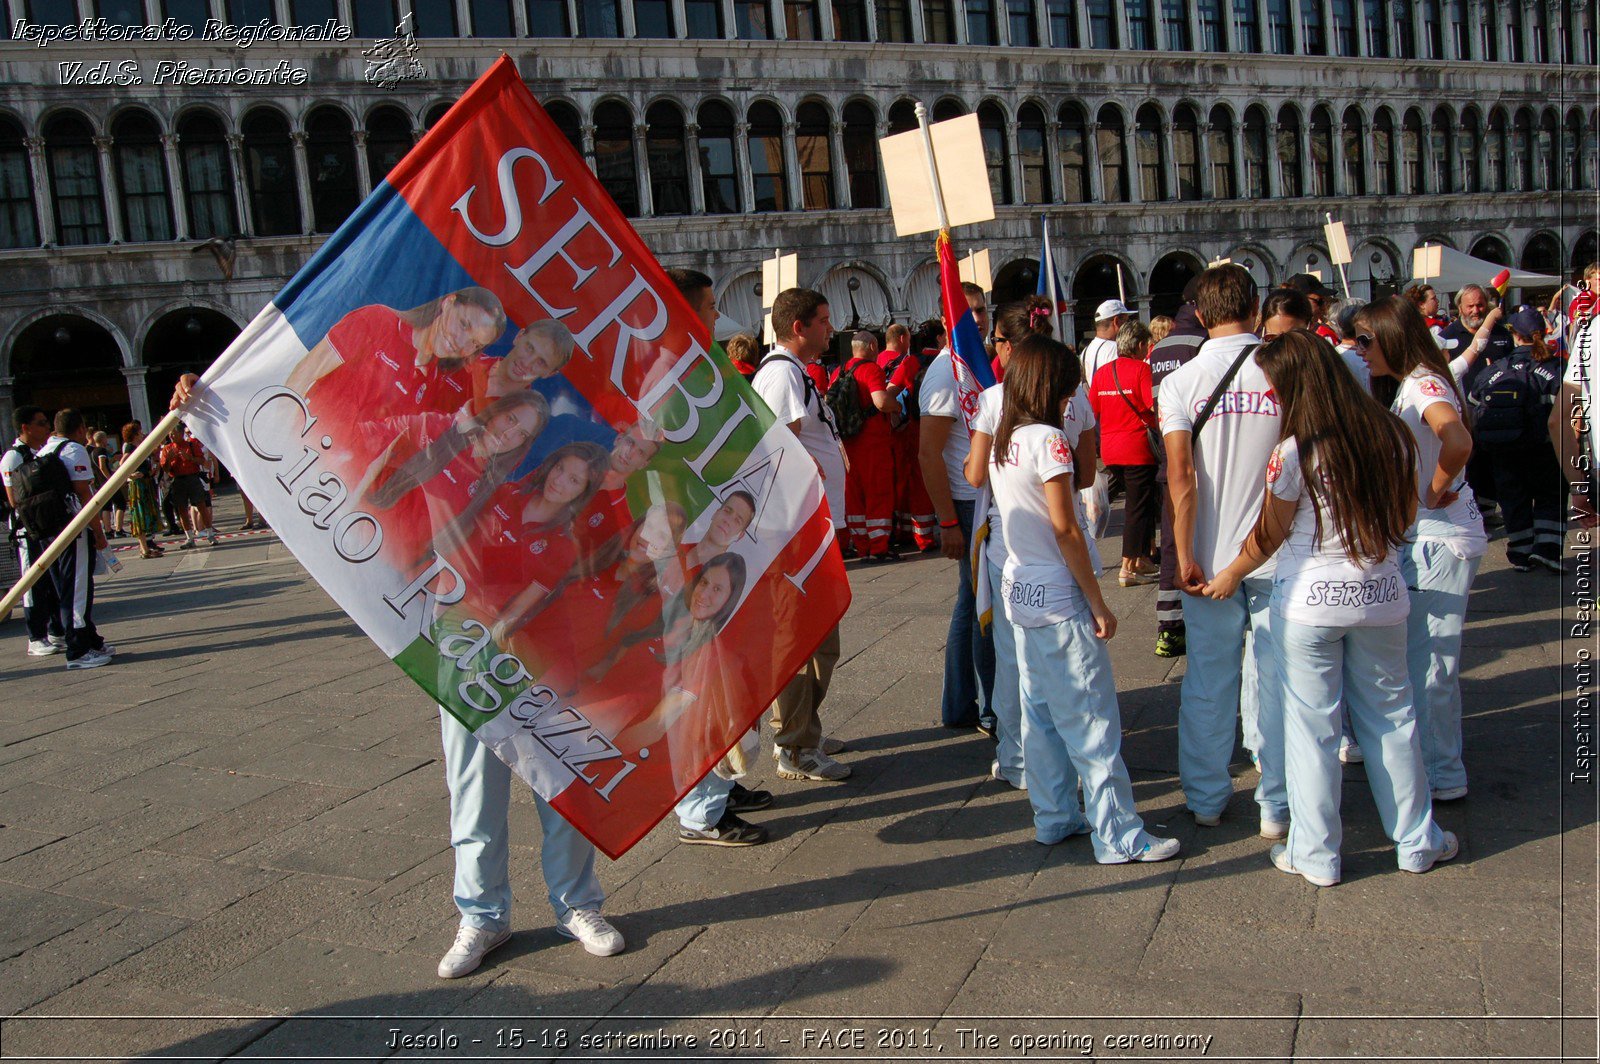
[1081,471,1111,541]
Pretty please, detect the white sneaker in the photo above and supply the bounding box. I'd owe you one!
[988,759,1025,790]
[1431,785,1468,802]
[200,528,218,543]
[556,908,624,956]
[47,635,66,649]
[1405,830,1461,875]
[26,639,62,657]
[1260,817,1289,840]
[1338,739,1364,764]
[775,747,851,781]
[1098,835,1181,864]
[436,925,511,979]
[1270,843,1338,887]
[65,649,113,670]
[1192,810,1222,828]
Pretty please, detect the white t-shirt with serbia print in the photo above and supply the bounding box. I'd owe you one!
[1391,367,1486,560]
[1266,436,1408,628]
[988,422,1089,628]
[974,385,1099,575]
[1157,332,1280,579]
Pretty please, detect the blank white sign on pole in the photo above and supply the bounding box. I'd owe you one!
[879,114,996,237]
[761,252,798,309]
[1325,221,1352,265]
[1412,244,1443,281]
[959,249,993,293]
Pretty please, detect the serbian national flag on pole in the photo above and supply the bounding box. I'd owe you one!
[1036,216,1069,345]
[937,229,995,426]
[180,56,849,858]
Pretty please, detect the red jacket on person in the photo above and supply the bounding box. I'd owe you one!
[1087,356,1157,466]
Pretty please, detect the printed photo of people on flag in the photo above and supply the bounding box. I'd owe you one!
[177,57,850,858]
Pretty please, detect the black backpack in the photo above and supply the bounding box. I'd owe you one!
[1470,354,1544,445]
[8,443,74,543]
[823,360,875,439]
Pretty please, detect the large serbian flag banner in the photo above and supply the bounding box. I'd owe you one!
[936,230,995,427]
[181,57,849,858]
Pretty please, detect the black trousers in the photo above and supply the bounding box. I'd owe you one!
[1109,463,1159,562]
[1155,474,1184,635]
[17,538,63,642]
[1485,439,1565,563]
[47,534,102,659]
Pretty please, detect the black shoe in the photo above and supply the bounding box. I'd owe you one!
[1509,555,1534,572]
[726,782,774,813]
[679,810,768,846]
[975,718,997,740]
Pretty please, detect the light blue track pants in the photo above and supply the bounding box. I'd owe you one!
[1401,540,1480,794]
[1178,577,1287,823]
[1015,614,1155,859]
[1274,621,1449,882]
[987,560,1025,787]
[674,773,736,831]
[440,708,603,931]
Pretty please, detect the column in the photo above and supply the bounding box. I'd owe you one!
[830,120,851,208]
[1087,122,1106,201]
[1353,0,1371,56]
[773,0,788,37]
[1044,118,1062,202]
[1255,0,1271,51]
[1007,117,1025,205]
[953,0,968,43]
[93,136,124,244]
[782,119,804,209]
[1298,117,1313,197]
[513,0,531,36]
[123,367,155,434]
[909,0,926,41]
[633,122,654,216]
[1074,0,1089,47]
[1034,0,1050,48]
[1418,116,1436,194]
[1113,0,1129,49]
[819,0,836,39]
[161,133,190,241]
[352,130,373,199]
[456,0,473,33]
[735,120,757,211]
[621,0,639,37]
[1124,122,1142,204]
[290,131,315,234]
[580,123,598,175]
[1362,112,1377,196]
[994,0,1010,46]
[685,123,707,213]
[24,138,54,247]
[673,0,689,35]
[1196,121,1214,199]
[721,0,737,38]
[1188,0,1204,50]
[1329,115,1346,196]
[226,133,252,236]
[1159,118,1177,201]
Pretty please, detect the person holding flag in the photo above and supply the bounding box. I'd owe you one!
[920,248,998,735]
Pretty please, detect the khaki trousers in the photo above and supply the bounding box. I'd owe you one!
[769,623,841,752]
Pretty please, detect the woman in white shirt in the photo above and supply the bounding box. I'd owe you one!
[1206,331,1456,886]
[987,335,1179,863]
[1354,297,1486,803]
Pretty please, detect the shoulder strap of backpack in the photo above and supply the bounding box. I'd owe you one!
[1191,343,1259,446]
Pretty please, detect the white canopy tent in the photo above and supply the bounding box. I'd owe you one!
[1413,244,1561,293]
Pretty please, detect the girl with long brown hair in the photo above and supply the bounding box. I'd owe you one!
[964,295,1093,791]
[986,334,1179,863]
[1354,296,1486,804]
[1205,330,1457,886]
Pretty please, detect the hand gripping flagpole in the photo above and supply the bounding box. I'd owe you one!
[0,308,268,618]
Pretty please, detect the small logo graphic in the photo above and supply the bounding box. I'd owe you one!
[363,16,426,88]
[1266,447,1283,484]
[1047,432,1072,466]
[531,538,548,555]
[1420,377,1449,398]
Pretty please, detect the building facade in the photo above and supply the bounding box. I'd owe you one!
[0,0,1596,431]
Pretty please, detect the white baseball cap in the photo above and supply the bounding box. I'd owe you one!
[1095,299,1134,322]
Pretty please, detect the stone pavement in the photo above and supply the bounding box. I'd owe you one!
[0,491,1594,1062]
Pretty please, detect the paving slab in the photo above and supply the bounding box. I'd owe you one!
[51,848,286,920]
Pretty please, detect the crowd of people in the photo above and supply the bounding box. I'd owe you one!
[13,253,1591,981]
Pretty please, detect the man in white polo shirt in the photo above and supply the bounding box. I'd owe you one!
[752,287,852,782]
[1159,265,1287,839]
[1082,299,1134,384]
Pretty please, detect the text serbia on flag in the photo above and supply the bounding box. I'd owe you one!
[181,57,850,858]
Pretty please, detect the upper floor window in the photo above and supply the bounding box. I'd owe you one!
[1047,0,1078,47]
[696,101,740,214]
[161,0,209,32]
[1420,0,1442,57]
[112,110,174,243]
[1097,105,1127,201]
[747,103,788,212]
[1373,109,1397,194]
[877,0,914,40]
[178,111,237,239]
[242,108,300,236]
[645,102,689,215]
[1008,0,1038,46]
[1127,0,1156,48]
[305,106,359,233]
[290,0,338,24]
[1058,103,1091,202]
[842,102,882,208]
[526,0,571,35]
[1265,0,1293,52]
[578,0,624,36]
[412,2,458,35]
[351,0,399,37]
[1018,103,1050,204]
[785,0,821,39]
[1393,0,1415,58]
[1172,104,1201,199]
[1299,0,1324,54]
[1242,106,1269,197]
[365,106,413,185]
[796,102,835,210]
[96,0,145,24]
[1277,105,1303,197]
[734,0,771,37]
[685,0,724,36]
[0,118,40,249]
[1329,0,1355,55]
[545,102,584,155]
[1161,0,1190,49]
[1232,0,1258,51]
[1208,105,1236,198]
[1087,0,1118,47]
[227,0,275,23]
[44,112,108,246]
[1197,0,1224,50]
[1308,106,1333,196]
[635,0,677,36]
[1364,0,1386,56]
[592,102,640,216]
[1135,104,1166,200]
[966,0,997,45]
[835,0,871,39]
[468,0,516,35]
[977,102,1012,205]
[1341,107,1366,195]
[923,0,957,42]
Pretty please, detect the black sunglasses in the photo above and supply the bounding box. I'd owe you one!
[1355,334,1374,348]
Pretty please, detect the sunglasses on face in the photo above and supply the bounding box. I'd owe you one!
[1355,334,1374,348]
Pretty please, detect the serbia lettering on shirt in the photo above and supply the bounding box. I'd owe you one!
[1265,436,1408,628]
[987,422,1089,626]
[1156,332,1281,579]
[1391,368,1486,559]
